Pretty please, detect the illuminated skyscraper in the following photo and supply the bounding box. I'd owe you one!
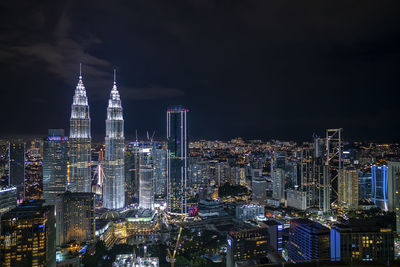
[104,72,125,209]
[167,106,188,215]
[56,191,95,246]
[338,168,359,209]
[138,146,154,209]
[69,69,91,193]
[43,129,68,206]
[372,165,388,211]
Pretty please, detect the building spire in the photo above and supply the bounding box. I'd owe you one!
[113,68,116,85]
[79,63,82,80]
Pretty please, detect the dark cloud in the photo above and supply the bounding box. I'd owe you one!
[0,0,400,141]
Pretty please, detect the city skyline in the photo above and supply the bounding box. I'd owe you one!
[1,1,400,142]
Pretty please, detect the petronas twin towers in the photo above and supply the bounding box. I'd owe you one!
[69,67,125,209]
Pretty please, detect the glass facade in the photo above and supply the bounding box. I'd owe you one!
[43,129,68,206]
[167,106,188,215]
[9,141,25,202]
[104,81,125,209]
[69,75,91,193]
[371,165,388,211]
[56,192,95,246]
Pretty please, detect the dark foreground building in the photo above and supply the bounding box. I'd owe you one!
[0,201,56,267]
[331,220,394,263]
[226,227,268,267]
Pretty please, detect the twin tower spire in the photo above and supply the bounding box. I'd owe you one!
[69,64,125,210]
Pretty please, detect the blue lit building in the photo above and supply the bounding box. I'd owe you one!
[371,165,388,211]
[167,106,188,215]
[288,219,330,263]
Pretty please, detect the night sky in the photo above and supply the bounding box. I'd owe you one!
[1,1,399,142]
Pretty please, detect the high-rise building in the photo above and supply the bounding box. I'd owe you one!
[138,146,154,210]
[272,168,285,202]
[152,143,167,200]
[288,219,330,263]
[371,165,388,211]
[359,171,372,200]
[104,74,125,209]
[9,141,25,202]
[69,71,91,193]
[252,175,266,202]
[56,191,95,246]
[388,161,400,234]
[24,141,43,200]
[167,106,188,215]
[43,129,68,206]
[125,142,140,205]
[0,201,56,267]
[0,140,9,187]
[330,220,394,262]
[338,169,359,209]
[226,227,268,267]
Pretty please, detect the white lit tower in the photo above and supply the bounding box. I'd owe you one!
[104,70,125,209]
[69,65,91,192]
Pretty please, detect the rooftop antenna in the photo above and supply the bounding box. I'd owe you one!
[113,68,116,85]
[151,131,155,142]
[146,130,149,141]
[135,129,138,143]
[79,63,82,79]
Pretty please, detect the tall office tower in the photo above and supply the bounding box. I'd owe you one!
[56,192,95,246]
[272,168,285,202]
[0,201,56,267]
[388,161,400,234]
[0,140,9,187]
[288,219,330,263]
[371,165,388,211]
[43,129,68,206]
[330,220,394,262]
[226,227,268,267]
[153,143,167,199]
[252,175,266,203]
[104,75,125,209]
[359,171,372,200]
[299,148,317,208]
[139,146,154,209]
[323,129,343,212]
[69,71,91,193]
[24,142,43,200]
[125,142,139,204]
[338,169,359,209]
[9,141,25,202]
[167,106,188,215]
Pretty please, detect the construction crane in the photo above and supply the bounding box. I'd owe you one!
[167,227,183,267]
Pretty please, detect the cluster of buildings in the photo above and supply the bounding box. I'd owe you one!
[0,70,400,267]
